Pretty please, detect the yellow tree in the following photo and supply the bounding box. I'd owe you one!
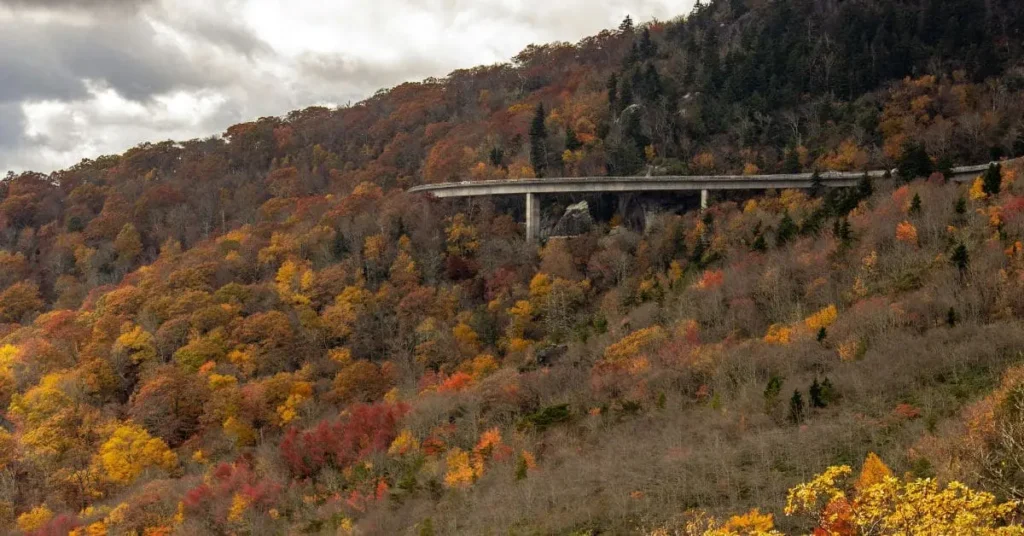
[17,504,53,533]
[389,237,420,289]
[854,452,893,492]
[444,448,476,488]
[785,454,1022,534]
[113,324,157,364]
[95,422,177,485]
[805,304,838,332]
[446,213,480,257]
[275,259,314,305]
[113,223,143,270]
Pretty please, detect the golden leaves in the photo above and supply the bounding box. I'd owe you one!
[17,504,53,532]
[445,213,480,256]
[805,304,838,332]
[763,325,793,345]
[604,326,668,363]
[96,422,177,485]
[854,452,893,492]
[443,448,475,489]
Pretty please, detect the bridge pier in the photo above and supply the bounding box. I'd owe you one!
[700,189,708,210]
[525,192,540,243]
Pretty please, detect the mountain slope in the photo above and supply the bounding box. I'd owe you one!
[3,0,1024,534]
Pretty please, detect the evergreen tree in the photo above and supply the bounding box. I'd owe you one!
[947,307,959,327]
[619,15,634,34]
[955,196,967,216]
[801,209,825,236]
[820,378,836,405]
[951,243,969,274]
[565,126,582,152]
[530,104,548,177]
[618,77,634,113]
[856,172,874,200]
[897,143,933,181]
[816,327,827,343]
[839,219,853,244]
[783,148,802,173]
[776,212,797,246]
[909,193,922,214]
[607,73,619,113]
[983,163,1003,196]
[764,375,783,415]
[639,27,658,59]
[625,42,641,66]
[936,155,954,179]
[810,379,827,408]
[640,64,664,101]
[809,170,824,198]
[788,390,805,424]
[752,233,767,252]
[489,147,504,168]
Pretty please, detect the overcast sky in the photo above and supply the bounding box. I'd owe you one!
[0,0,693,175]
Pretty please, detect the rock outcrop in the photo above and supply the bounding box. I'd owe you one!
[551,201,594,236]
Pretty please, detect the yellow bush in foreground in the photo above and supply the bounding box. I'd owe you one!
[649,454,1022,535]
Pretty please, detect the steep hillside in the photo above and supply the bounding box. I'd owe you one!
[3,0,1024,534]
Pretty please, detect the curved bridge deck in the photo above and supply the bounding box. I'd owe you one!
[408,159,1018,241]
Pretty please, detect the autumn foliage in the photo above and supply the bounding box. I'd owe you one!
[2,1,1024,533]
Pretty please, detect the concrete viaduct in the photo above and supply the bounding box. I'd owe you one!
[409,160,1013,242]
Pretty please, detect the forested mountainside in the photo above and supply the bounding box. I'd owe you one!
[4,0,1024,534]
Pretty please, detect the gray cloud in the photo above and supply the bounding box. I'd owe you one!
[297,51,450,91]
[0,104,26,148]
[1,19,237,103]
[0,0,153,12]
[185,17,271,58]
[0,0,689,175]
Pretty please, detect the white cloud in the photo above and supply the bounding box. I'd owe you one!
[0,0,692,174]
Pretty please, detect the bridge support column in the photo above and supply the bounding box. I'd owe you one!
[700,189,709,210]
[525,192,540,243]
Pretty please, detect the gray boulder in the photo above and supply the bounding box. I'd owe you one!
[551,201,594,236]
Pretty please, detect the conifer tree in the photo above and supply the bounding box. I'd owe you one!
[639,27,658,59]
[856,172,874,200]
[821,377,836,405]
[489,147,504,168]
[783,148,801,173]
[607,73,619,112]
[530,104,548,177]
[788,390,805,424]
[776,212,797,246]
[752,234,767,252]
[619,15,634,34]
[809,170,824,198]
[909,193,922,214]
[897,143,933,181]
[839,219,852,244]
[951,243,969,275]
[955,196,967,215]
[764,375,783,415]
[565,126,581,152]
[983,163,1003,196]
[810,379,826,408]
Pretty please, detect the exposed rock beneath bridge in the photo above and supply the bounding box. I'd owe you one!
[551,201,594,237]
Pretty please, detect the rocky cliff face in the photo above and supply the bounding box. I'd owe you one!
[551,201,595,236]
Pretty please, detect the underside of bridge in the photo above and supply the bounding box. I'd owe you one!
[410,159,1019,243]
